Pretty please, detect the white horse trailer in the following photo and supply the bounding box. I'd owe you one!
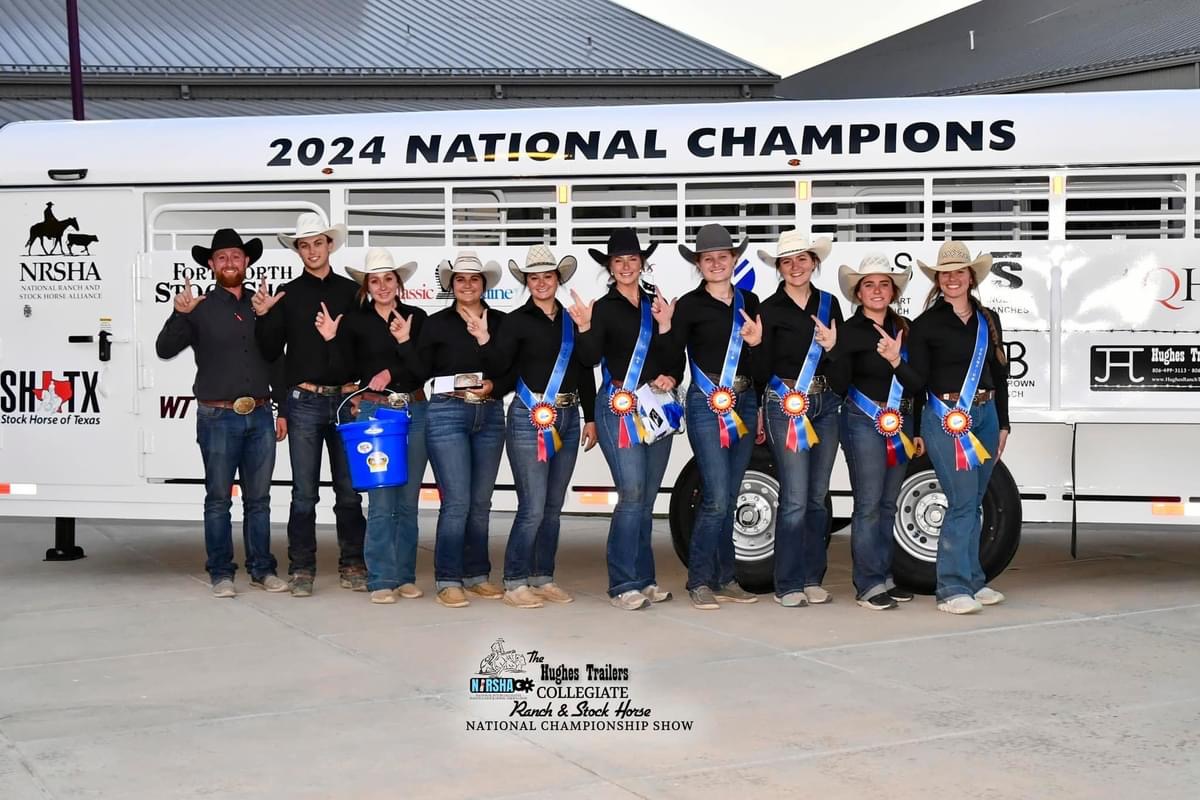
[2,90,1198,590]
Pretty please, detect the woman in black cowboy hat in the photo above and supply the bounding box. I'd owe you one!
[659,223,762,611]
[568,228,683,611]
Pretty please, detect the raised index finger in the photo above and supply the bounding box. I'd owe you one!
[183,276,193,293]
[739,308,752,323]
[569,288,583,305]
[320,301,330,317]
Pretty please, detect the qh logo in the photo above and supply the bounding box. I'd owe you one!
[0,370,102,425]
[1145,266,1200,311]
[469,638,535,697]
[18,202,103,302]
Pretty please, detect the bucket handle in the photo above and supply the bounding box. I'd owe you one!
[336,386,413,422]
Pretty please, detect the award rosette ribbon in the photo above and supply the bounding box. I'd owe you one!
[927,309,992,471]
[847,323,916,467]
[689,290,749,448]
[515,312,574,462]
[601,299,653,448]
[767,291,833,453]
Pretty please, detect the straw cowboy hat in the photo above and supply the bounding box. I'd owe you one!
[437,249,502,291]
[587,228,658,265]
[678,223,749,264]
[191,228,262,267]
[917,240,992,286]
[508,244,578,285]
[757,230,832,267]
[346,247,418,285]
[277,211,348,253]
[837,253,912,305]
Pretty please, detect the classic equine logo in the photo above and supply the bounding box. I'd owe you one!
[18,202,103,302]
[0,370,102,425]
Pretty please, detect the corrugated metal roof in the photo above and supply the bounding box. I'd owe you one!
[0,95,733,125]
[1,0,773,79]
[779,0,1200,98]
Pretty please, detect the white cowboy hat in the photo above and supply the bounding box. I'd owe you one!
[917,240,992,286]
[346,247,418,286]
[507,244,577,285]
[757,230,832,267]
[437,249,502,291]
[677,223,749,264]
[277,211,348,253]
[837,253,912,305]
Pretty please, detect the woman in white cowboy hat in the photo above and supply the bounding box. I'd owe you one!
[478,245,598,609]
[907,241,1011,615]
[316,248,427,604]
[836,254,922,611]
[756,229,844,608]
[394,249,508,608]
[569,228,683,611]
[659,223,762,610]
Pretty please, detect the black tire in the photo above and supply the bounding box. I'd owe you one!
[668,448,833,595]
[890,457,1023,595]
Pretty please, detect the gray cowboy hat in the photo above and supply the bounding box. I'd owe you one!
[677,223,749,264]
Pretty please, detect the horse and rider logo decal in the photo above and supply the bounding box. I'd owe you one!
[24,202,100,256]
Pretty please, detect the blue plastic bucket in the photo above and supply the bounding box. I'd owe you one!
[338,407,410,491]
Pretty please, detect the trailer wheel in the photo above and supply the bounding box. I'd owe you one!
[668,449,832,594]
[890,457,1023,595]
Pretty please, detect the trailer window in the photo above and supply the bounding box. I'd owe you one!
[146,191,329,251]
[345,187,446,246]
[811,178,923,242]
[451,185,557,246]
[570,183,678,246]
[1066,173,1187,239]
[932,175,1049,240]
[684,180,796,243]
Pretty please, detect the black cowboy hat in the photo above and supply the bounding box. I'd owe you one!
[191,228,264,267]
[587,227,658,266]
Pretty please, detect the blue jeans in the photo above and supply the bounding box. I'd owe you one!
[285,388,365,576]
[595,392,673,597]
[922,399,1000,601]
[764,388,842,595]
[359,400,428,591]
[425,395,505,590]
[503,397,581,588]
[842,401,912,600]
[684,385,758,591]
[195,404,277,582]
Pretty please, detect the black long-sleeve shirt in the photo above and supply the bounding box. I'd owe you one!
[574,285,682,386]
[332,301,428,394]
[758,284,847,394]
[907,299,1010,432]
[155,286,274,402]
[838,309,921,403]
[255,269,361,407]
[482,297,597,422]
[400,302,511,395]
[667,283,761,382]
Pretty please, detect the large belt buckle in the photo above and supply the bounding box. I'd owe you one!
[732,376,751,393]
[463,390,486,404]
[232,396,257,415]
[386,392,410,408]
[554,392,577,408]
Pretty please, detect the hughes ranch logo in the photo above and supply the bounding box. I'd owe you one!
[0,370,102,425]
[18,202,103,302]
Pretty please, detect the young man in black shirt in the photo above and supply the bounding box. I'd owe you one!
[156,229,288,598]
[253,212,366,597]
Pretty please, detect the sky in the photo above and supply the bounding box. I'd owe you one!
[611,0,977,77]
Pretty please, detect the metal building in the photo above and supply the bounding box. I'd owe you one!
[779,0,1200,98]
[0,0,777,124]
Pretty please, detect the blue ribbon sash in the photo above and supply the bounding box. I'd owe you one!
[601,298,653,448]
[847,323,915,467]
[689,290,748,448]
[516,310,574,462]
[767,290,831,452]
[927,309,992,471]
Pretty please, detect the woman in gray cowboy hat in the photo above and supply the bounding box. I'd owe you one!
[907,241,1011,615]
[481,245,598,609]
[755,230,845,608]
[395,250,509,609]
[659,223,762,610]
[316,248,428,605]
[569,228,683,611]
[835,254,923,611]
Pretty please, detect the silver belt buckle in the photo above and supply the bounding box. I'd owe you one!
[554,392,578,408]
[386,392,410,408]
[232,396,256,415]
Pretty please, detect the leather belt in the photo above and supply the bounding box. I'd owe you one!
[529,391,579,408]
[937,388,994,404]
[702,372,752,393]
[358,389,426,407]
[439,390,494,404]
[198,396,270,415]
[296,382,359,396]
[864,396,914,414]
[779,375,830,394]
